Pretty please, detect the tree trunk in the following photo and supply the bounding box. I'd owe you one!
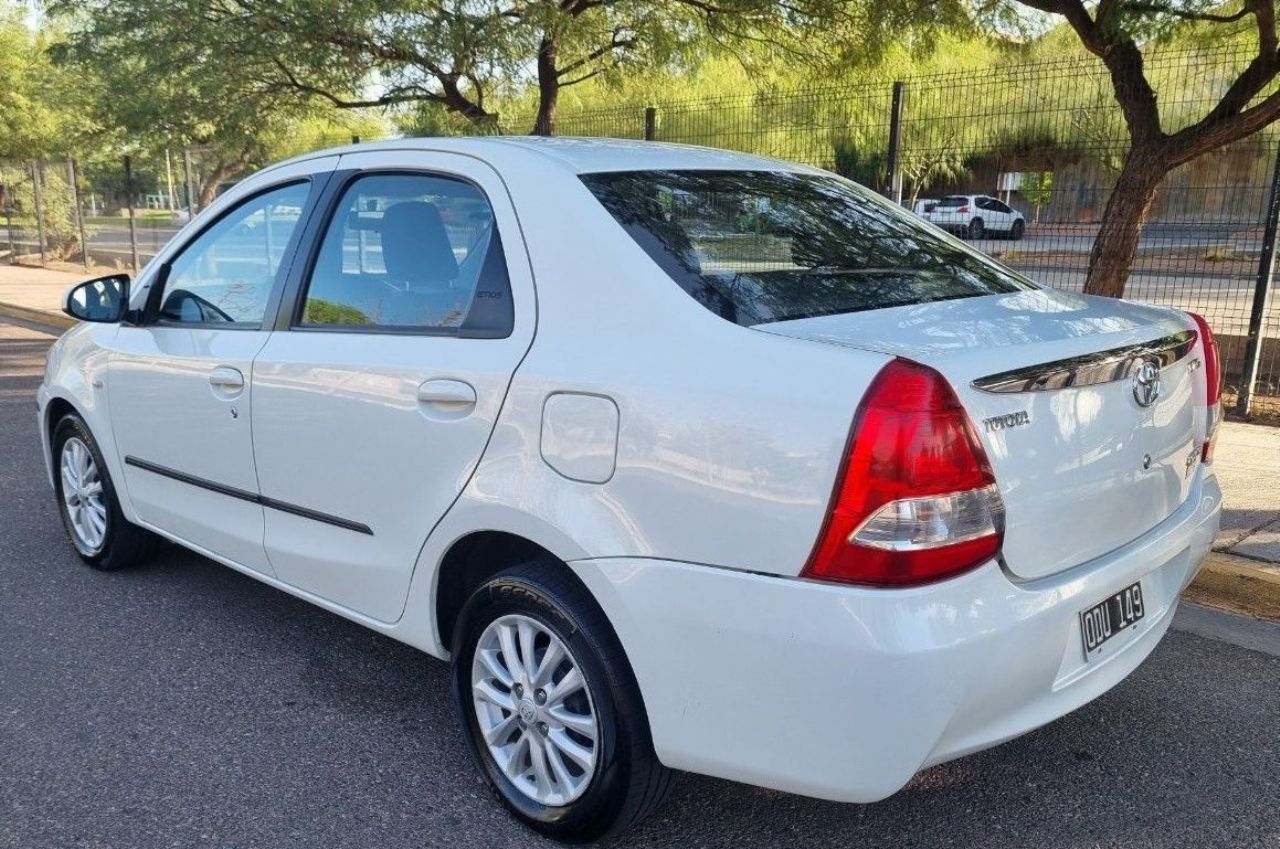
[197,151,253,208]
[532,36,559,136]
[1082,144,1170,298]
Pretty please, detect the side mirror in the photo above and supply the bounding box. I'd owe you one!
[63,274,131,323]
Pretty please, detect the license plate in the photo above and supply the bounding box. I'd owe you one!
[1079,582,1145,660]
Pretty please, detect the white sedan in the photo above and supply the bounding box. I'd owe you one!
[39,138,1221,842]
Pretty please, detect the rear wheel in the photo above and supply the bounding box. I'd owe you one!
[1010,219,1025,241]
[451,562,673,842]
[52,414,157,570]
[966,217,985,239]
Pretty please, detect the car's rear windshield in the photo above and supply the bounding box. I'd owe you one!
[579,170,1033,326]
[935,196,970,207]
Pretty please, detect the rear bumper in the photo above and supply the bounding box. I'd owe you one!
[570,469,1221,803]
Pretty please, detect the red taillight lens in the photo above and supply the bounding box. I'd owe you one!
[957,205,970,213]
[1187,311,1221,463]
[802,359,1006,587]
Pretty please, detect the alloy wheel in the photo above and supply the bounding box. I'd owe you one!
[471,613,600,806]
[60,436,108,554]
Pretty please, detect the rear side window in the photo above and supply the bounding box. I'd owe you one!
[580,171,1033,326]
[936,196,969,208]
[298,172,513,336]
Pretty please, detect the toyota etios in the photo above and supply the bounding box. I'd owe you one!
[39,138,1222,842]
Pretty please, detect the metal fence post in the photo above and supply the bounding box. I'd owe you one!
[31,160,47,264]
[886,81,905,204]
[183,149,197,217]
[124,155,141,273]
[644,107,657,141]
[68,156,89,270]
[1236,144,1280,417]
[4,206,14,264]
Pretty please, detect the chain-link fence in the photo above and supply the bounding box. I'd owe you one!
[3,46,1278,417]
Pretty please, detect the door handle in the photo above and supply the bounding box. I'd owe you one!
[209,366,244,390]
[417,379,476,407]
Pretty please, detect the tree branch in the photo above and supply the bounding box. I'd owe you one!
[1170,85,1280,166]
[1117,2,1251,23]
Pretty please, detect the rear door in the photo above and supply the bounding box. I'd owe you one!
[248,152,535,622]
[107,162,335,573]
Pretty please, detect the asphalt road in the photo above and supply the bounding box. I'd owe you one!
[2,319,1279,849]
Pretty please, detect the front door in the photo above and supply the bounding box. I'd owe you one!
[249,153,535,622]
[107,169,329,573]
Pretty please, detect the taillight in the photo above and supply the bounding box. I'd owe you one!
[957,205,970,213]
[803,359,1006,587]
[1186,312,1221,463]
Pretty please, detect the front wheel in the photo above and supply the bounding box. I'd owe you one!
[1010,219,1025,241]
[451,563,673,842]
[52,413,157,570]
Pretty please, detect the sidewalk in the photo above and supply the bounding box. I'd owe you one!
[0,263,99,328]
[1213,421,1280,564]
[1,261,1277,612]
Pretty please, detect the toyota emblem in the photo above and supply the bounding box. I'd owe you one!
[1132,359,1161,408]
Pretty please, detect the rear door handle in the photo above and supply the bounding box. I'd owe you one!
[209,366,244,390]
[417,379,476,407]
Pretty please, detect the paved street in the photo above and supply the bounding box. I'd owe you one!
[2,318,1279,849]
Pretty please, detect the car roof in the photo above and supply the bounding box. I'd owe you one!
[263,136,813,178]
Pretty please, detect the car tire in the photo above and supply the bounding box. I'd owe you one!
[966,217,985,239]
[52,413,158,571]
[451,561,674,842]
[1010,219,1025,241]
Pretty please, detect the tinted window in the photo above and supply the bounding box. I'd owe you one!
[580,170,1033,326]
[299,173,512,335]
[158,182,308,326]
[935,196,970,208]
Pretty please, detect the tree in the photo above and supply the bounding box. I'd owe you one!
[900,129,970,208]
[48,1,905,138]
[0,2,77,161]
[986,0,1280,297]
[1020,170,1054,222]
[47,0,383,205]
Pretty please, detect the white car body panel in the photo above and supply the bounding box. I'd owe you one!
[248,150,537,622]
[36,138,1222,808]
[572,467,1219,802]
[108,327,275,573]
[761,288,1210,579]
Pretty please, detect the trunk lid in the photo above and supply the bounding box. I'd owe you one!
[759,289,1205,580]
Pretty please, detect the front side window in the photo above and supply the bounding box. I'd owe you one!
[580,170,1034,327]
[157,182,309,326]
[298,173,512,335]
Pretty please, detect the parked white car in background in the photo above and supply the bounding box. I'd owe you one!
[911,197,937,216]
[40,138,1221,842]
[924,193,1026,239]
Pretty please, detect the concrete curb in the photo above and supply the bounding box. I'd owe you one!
[0,302,74,331]
[1185,551,1280,621]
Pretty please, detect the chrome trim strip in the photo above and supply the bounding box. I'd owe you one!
[971,330,1197,394]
